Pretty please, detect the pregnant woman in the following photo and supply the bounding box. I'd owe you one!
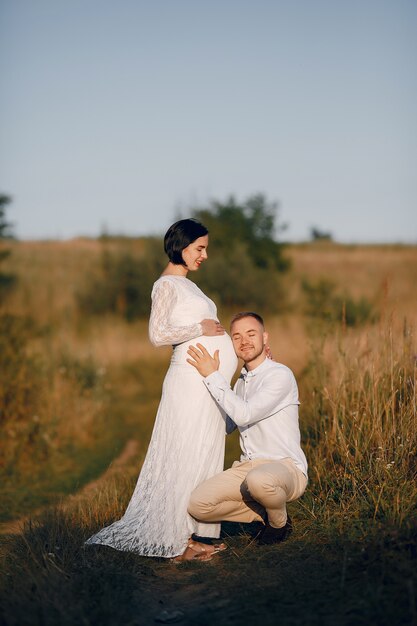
[86,219,238,561]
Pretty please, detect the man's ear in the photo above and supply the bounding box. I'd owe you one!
[263,331,269,346]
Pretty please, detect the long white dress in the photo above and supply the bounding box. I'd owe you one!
[85,275,238,558]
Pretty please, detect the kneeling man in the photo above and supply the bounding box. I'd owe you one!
[187,312,308,544]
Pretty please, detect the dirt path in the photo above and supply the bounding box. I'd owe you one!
[0,439,139,536]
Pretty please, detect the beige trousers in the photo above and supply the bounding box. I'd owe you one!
[188,457,307,529]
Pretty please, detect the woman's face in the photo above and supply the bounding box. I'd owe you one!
[181,235,209,271]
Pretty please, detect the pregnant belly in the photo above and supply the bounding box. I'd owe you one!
[171,333,238,381]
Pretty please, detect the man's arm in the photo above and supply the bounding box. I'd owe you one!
[187,344,237,433]
[187,344,294,428]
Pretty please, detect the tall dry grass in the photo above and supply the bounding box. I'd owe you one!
[300,319,416,530]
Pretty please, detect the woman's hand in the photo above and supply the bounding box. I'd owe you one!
[201,319,225,336]
[265,344,275,360]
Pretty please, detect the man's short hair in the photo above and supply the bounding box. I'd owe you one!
[230,311,265,329]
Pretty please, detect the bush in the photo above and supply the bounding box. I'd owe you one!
[195,241,285,313]
[0,191,17,301]
[58,352,105,392]
[0,314,41,423]
[334,294,376,327]
[301,278,377,327]
[0,313,45,480]
[0,248,17,300]
[302,278,336,322]
[77,238,165,321]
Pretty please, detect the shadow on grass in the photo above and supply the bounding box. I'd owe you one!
[1,510,416,626]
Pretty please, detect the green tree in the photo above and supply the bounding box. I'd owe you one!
[187,193,290,313]
[0,194,14,239]
[192,193,290,271]
[310,226,332,241]
[0,193,16,300]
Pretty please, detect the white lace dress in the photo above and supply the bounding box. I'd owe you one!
[85,275,238,558]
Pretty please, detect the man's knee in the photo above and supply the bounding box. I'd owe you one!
[188,485,213,521]
[245,468,278,501]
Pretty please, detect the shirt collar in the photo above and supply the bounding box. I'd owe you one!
[240,357,270,379]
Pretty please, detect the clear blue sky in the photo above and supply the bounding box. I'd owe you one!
[1,0,416,243]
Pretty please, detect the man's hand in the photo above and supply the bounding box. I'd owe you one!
[187,343,220,377]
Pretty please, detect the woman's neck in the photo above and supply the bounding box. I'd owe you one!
[161,262,188,277]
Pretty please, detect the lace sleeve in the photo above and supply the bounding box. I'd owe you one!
[149,280,203,347]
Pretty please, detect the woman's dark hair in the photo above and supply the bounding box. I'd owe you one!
[164,218,209,265]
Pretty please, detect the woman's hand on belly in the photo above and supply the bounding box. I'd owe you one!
[187,343,220,377]
[200,319,225,336]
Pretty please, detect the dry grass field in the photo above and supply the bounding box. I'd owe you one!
[0,239,416,625]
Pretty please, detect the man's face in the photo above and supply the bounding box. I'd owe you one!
[230,316,268,366]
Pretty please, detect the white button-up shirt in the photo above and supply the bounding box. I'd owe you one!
[203,357,308,476]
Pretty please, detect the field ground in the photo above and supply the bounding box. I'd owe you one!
[1,489,415,625]
[0,240,416,625]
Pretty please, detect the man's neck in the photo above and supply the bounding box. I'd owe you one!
[244,353,267,372]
